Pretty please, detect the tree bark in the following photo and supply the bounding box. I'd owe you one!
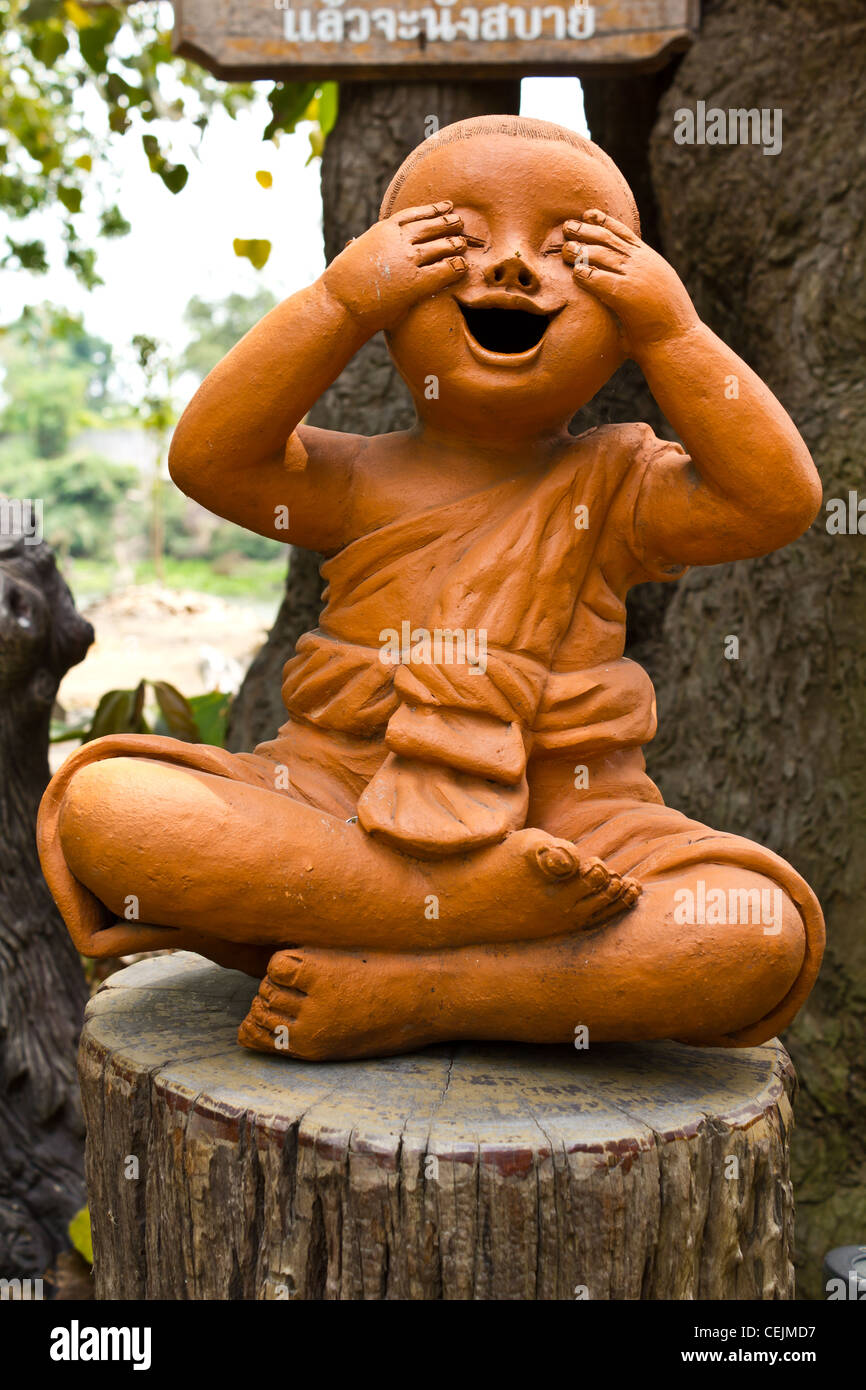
[639,0,866,1299]
[578,67,677,650]
[81,953,796,1300]
[0,537,93,1276]
[227,79,520,752]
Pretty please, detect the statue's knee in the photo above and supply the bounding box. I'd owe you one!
[58,758,138,849]
[759,889,806,1001]
[710,881,805,1023]
[664,868,807,1039]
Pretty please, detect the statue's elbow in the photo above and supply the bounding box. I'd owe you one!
[786,458,824,540]
[764,448,823,546]
[167,425,205,499]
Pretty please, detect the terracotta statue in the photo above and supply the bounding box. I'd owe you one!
[37,116,825,1060]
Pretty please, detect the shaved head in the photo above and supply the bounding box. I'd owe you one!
[379,114,640,235]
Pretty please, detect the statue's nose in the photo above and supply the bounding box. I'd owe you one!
[483,252,541,293]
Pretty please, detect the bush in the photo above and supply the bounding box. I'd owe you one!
[0,448,139,561]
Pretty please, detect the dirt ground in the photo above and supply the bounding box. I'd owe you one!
[51,585,276,771]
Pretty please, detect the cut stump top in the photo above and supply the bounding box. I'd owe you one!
[83,951,792,1154]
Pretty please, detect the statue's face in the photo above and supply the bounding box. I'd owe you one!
[385,135,634,439]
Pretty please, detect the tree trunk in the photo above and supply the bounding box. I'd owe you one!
[81,953,797,1300]
[639,0,866,1298]
[227,79,520,751]
[0,537,93,1277]
[579,67,678,650]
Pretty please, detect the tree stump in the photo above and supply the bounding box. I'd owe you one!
[79,952,796,1300]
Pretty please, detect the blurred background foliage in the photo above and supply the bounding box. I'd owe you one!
[0,0,337,284]
[51,677,231,746]
[0,288,285,594]
[0,0,335,595]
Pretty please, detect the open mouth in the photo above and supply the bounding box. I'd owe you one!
[457,301,553,356]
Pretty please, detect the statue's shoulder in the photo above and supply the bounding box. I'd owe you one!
[571,420,659,448]
[296,423,371,470]
[567,420,663,477]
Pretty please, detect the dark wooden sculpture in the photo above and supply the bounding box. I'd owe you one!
[0,535,92,1276]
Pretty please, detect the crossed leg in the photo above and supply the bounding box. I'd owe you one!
[238,863,806,1059]
[55,755,640,955]
[53,756,807,1058]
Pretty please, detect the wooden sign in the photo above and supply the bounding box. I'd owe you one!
[174,0,699,81]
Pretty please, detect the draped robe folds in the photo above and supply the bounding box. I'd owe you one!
[279,423,673,856]
[36,423,825,1046]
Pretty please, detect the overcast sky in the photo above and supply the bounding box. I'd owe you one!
[0,77,588,364]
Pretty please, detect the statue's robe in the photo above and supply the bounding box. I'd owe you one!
[37,424,824,1045]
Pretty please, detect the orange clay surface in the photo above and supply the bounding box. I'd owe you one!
[38,117,825,1060]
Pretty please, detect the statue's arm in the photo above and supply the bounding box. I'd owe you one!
[169,201,467,550]
[633,322,823,566]
[168,281,370,551]
[562,211,822,566]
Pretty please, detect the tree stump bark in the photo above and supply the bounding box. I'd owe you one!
[80,953,797,1301]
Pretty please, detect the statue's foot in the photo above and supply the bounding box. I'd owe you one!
[523,834,642,931]
[238,946,445,1061]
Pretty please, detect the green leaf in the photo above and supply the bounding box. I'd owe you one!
[233,237,271,270]
[50,721,92,743]
[32,26,69,67]
[64,242,101,289]
[81,682,148,742]
[151,681,200,742]
[99,204,131,238]
[140,135,188,195]
[63,0,92,27]
[263,80,317,141]
[4,238,49,274]
[307,127,324,164]
[318,82,339,137]
[141,132,160,166]
[20,0,63,24]
[57,185,83,214]
[159,162,188,195]
[78,6,123,72]
[68,1206,93,1265]
[188,690,231,747]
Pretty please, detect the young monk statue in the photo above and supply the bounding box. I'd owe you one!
[37,116,825,1061]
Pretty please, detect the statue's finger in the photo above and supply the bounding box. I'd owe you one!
[415,235,466,267]
[579,209,641,245]
[563,219,629,251]
[395,200,453,225]
[409,213,464,244]
[564,243,627,275]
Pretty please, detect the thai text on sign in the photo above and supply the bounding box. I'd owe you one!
[174,0,699,79]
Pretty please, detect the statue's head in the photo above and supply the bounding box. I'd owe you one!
[380,115,640,440]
